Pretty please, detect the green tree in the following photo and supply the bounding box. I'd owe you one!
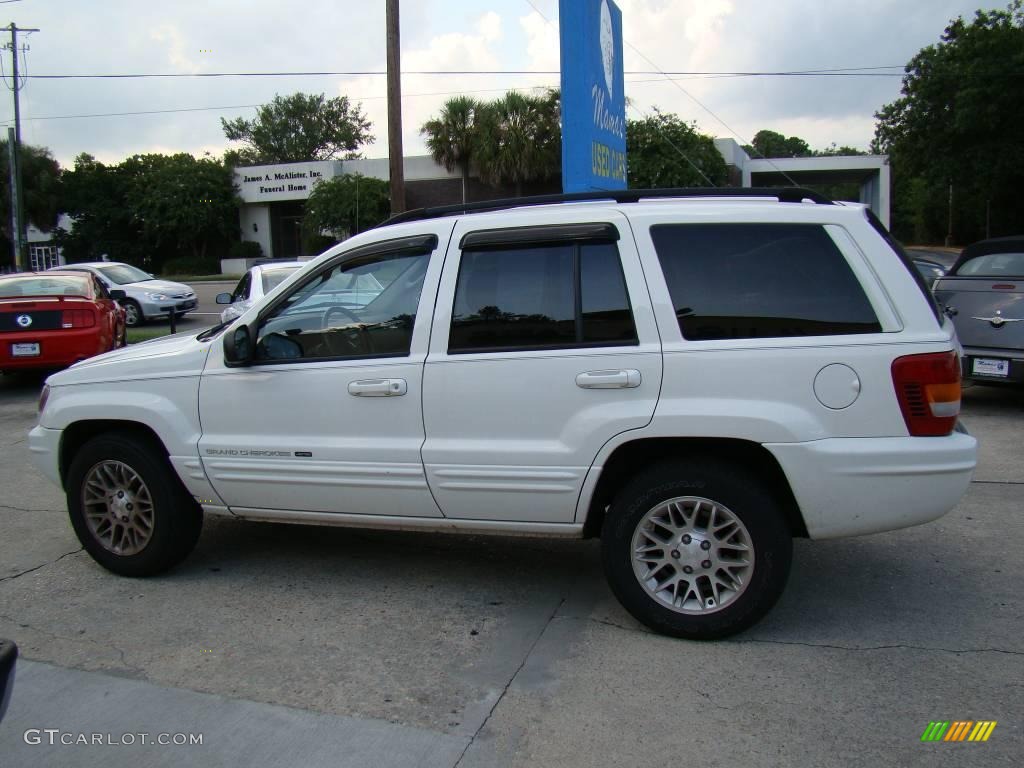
[475,90,561,195]
[221,93,373,164]
[56,153,147,266]
[742,129,812,159]
[125,153,239,264]
[873,2,1024,242]
[0,140,62,265]
[302,173,390,250]
[421,96,486,203]
[58,153,238,272]
[626,112,727,188]
[815,143,867,157]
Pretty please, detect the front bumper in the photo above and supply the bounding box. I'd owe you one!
[139,297,197,319]
[766,429,977,539]
[28,425,63,489]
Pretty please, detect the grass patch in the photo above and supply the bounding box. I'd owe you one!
[127,327,173,344]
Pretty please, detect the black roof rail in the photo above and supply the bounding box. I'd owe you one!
[379,186,833,228]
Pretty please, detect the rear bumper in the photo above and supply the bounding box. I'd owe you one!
[0,328,107,370]
[766,430,977,539]
[961,346,1024,383]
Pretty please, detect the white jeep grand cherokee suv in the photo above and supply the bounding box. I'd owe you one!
[29,189,977,639]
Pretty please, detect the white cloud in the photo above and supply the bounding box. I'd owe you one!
[338,11,510,158]
[150,24,201,75]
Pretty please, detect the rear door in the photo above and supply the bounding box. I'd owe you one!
[421,208,662,523]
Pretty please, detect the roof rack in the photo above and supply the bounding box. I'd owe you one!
[380,186,833,228]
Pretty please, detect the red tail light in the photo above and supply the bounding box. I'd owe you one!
[891,351,961,436]
[61,309,95,329]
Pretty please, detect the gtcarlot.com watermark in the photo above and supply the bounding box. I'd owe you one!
[23,729,203,747]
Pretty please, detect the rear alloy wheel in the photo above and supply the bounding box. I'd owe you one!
[121,300,143,327]
[602,459,792,640]
[67,433,202,576]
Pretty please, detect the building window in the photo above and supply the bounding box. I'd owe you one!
[30,245,61,271]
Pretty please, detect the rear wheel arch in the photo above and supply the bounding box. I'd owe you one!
[583,437,808,539]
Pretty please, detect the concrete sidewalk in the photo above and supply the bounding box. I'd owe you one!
[0,660,466,768]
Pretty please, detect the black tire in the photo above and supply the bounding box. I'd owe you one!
[121,300,143,327]
[66,432,203,576]
[602,459,792,640]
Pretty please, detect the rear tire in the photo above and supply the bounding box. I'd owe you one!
[602,459,792,640]
[66,432,203,576]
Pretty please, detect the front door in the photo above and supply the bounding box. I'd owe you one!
[421,209,663,523]
[198,226,452,517]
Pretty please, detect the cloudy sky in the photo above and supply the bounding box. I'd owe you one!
[2,0,992,168]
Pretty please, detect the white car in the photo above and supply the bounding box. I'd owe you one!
[30,189,976,639]
[216,261,306,323]
[53,262,196,327]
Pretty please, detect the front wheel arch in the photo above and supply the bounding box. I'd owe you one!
[59,420,169,489]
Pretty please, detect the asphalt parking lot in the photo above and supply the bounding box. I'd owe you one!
[0,370,1020,767]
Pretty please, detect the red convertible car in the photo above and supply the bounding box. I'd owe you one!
[0,271,126,373]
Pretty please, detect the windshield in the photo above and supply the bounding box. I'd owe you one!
[261,267,302,294]
[954,252,1024,277]
[96,264,154,285]
[0,275,92,297]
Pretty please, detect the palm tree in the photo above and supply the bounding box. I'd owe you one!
[475,90,561,197]
[421,96,484,204]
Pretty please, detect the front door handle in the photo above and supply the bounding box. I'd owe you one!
[348,378,407,397]
[575,369,642,389]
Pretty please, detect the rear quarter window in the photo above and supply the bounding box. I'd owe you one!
[650,223,881,341]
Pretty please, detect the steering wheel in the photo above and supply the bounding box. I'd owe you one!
[322,305,361,326]
[322,305,375,355]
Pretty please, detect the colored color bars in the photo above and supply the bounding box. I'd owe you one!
[921,721,997,742]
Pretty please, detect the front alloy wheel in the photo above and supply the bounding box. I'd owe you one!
[122,301,142,327]
[81,460,156,556]
[67,432,203,576]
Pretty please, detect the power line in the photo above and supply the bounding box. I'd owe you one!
[0,82,571,124]
[20,67,910,80]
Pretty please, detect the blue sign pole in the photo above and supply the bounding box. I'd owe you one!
[559,0,627,192]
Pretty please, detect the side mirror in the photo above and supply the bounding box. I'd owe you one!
[223,324,254,366]
[109,289,127,301]
[215,292,233,305]
[0,638,16,724]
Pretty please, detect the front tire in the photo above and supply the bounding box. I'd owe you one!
[602,459,792,640]
[121,300,143,327]
[66,433,203,576]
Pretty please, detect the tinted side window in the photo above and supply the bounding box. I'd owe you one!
[255,252,429,362]
[449,242,637,353]
[581,243,636,343]
[232,272,252,302]
[650,224,881,341]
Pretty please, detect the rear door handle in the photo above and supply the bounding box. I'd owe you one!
[348,378,408,397]
[575,369,642,389]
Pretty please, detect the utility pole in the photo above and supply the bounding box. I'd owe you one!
[385,0,405,214]
[7,126,19,269]
[4,23,38,271]
[944,182,954,248]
